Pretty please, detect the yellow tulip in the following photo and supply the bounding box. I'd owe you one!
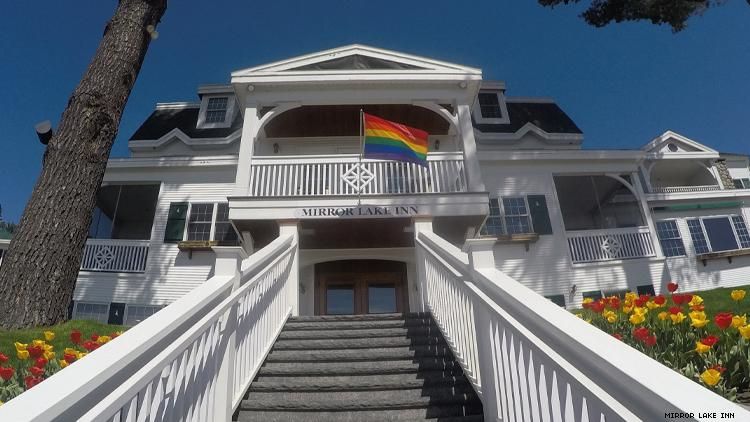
[64,347,78,355]
[658,311,669,321]
[732,314,747,328]
[646,301,660,310]
[59,359,69,368]
[629,313,645,325]
[731,290,747,301]
[582,298,593,306]
[623,305,634,314]
[700,369,722,386]
[32,339,45,348]
[670,312,686,324]
[43,331,55,342]
[17,350,29,360]
[43,351,56,361]
[695,341,711,354]
[575,313,583,319]
[43,344,54,352]
[689,311,708,328]
[625,292,637,302]
[603,310,618,323]
[97,335,111,345]
[14,342,27,352]
[688,295,704,307]
[738,325,750,340]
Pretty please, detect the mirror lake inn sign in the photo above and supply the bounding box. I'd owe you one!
[296,205,420,219]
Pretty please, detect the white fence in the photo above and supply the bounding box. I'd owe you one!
[566,227,656,263]
[650,184,721,193]
[248,153,467,197]
[0,233,298,421]
[415,230,748,421]
[80,239,150,273]
[0,239,8,267]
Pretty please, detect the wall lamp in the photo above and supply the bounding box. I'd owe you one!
[35,120,53,145]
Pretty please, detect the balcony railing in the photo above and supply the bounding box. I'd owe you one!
[567,226,655,263]
[248,153,467,197]
[80,239,150,273]
[649,184,721,193]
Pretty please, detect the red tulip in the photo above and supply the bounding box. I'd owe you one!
[90,334,99,342]
[635,295,649,307]
[82,341,99,352]
[590,300,605,313]
[0,353,8,363]
[644,335,657,347]
[691,304,705,312]
[70,330,82,345]
[714,313,733,330]
[29,366,44,377]
[63,353,77,363]
[633,327,650,342]
[27,345,43,359]
[669,306,681,315]
[653,295,666,305]
[701,336,719,347]
[667,282,679,292]
[612,333,623,341]
[606,297,621,309]
[0,366,14,381]
[711,365,726,373]
[24,375,43,389]
[34,358,48,368]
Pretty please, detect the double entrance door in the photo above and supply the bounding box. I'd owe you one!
[315,260,408,315]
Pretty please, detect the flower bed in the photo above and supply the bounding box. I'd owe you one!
[577,283,750,401]
[0,321,125,405]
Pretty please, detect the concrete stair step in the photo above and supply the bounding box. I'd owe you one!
[266,345,453,363]
[258,358,462,376]
[235,408,483,422]
[249,372,468,392]
[273,336,446,350]
[283,318,435,331]
[278,326,441,340]
[239,385,480,411]
[288,312,430,322]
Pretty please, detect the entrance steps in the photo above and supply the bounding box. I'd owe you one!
[235,312,483,421]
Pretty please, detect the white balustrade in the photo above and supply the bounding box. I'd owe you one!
[248,153,467,197]
[80,239,150,273]
[0,233,299,421]
[0,240,7,267]
[415,230,748,421]
[567,226,655,263]
[650,184,721,193]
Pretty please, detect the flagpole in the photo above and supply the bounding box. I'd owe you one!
[358,108,364,206]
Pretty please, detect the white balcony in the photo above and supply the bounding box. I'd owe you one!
[649,184,721,193]
[567,226,656,263]
[248,152,467,197]
[80,239,150,273]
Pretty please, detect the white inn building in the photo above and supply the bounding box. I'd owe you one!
[3,45,749,421]
[53,44,750,324]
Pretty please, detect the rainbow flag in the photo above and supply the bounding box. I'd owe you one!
[363,113,428,166]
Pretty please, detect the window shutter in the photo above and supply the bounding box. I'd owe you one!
[527,195,553,235]
[164,202,188,242]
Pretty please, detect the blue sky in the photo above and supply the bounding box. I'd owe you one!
[1,0,748,223]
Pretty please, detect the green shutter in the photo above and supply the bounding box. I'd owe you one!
[527,195,553,235]
[164,202,188,243]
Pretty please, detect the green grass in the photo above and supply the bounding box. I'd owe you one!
[685,284,750,318]
[0,320,124,367]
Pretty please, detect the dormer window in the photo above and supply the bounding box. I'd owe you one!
[197,94,236,128]
[473,90,509,124]
[206,97,228,123]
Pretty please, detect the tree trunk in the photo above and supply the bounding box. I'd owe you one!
[0,0,167,329]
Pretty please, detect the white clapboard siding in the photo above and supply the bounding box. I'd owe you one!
[74,182,237,306]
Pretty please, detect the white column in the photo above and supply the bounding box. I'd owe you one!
[631,171,663,258]
[233,106,260,196]
[456,103,486,192]
[413,217,434,312]
[462,238,497,270]
[279,220,300,316]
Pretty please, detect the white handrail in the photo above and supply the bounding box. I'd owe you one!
[650,184,721,193]
[0,234,298,421]
[416,230,749,421]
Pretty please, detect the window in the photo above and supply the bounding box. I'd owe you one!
[732,216,750,248]
[687,219,710,254]
[124,305,162,326]
[214,203,239,244]
[477,92,503,118]
[89,185,160,240]
[503,197,531,234]
[733,178,750,189]
[205,97,228,123]
[545,295,566,307]
[554,175,644,231]
[187,203,214,241]
[164,203,188,243]
[703,217,738,252]
[636,285,656,296]
[480,196,536,236]
[74,302,109,323]
[655,220,686,257]
[582,291,603,301]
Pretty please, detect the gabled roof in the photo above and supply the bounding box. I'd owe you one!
[128,104,242,149]
[642,131,719,159]
[231,44,481,78]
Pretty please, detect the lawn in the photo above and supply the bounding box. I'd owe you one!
[685,284,750,319]
[0,319,124,367]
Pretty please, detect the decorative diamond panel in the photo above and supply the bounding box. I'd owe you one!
[600,236,622,258]
[94,246,115,268]
[342,163,375,193]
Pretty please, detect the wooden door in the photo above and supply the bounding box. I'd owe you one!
[316,270,408,315]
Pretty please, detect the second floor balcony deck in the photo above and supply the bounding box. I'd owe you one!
[247,152,467,197]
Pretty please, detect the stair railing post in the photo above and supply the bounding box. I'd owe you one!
[278,220,300,316]
[462,238,500,420]
[212,246,248,420]
[412,217,434,312]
